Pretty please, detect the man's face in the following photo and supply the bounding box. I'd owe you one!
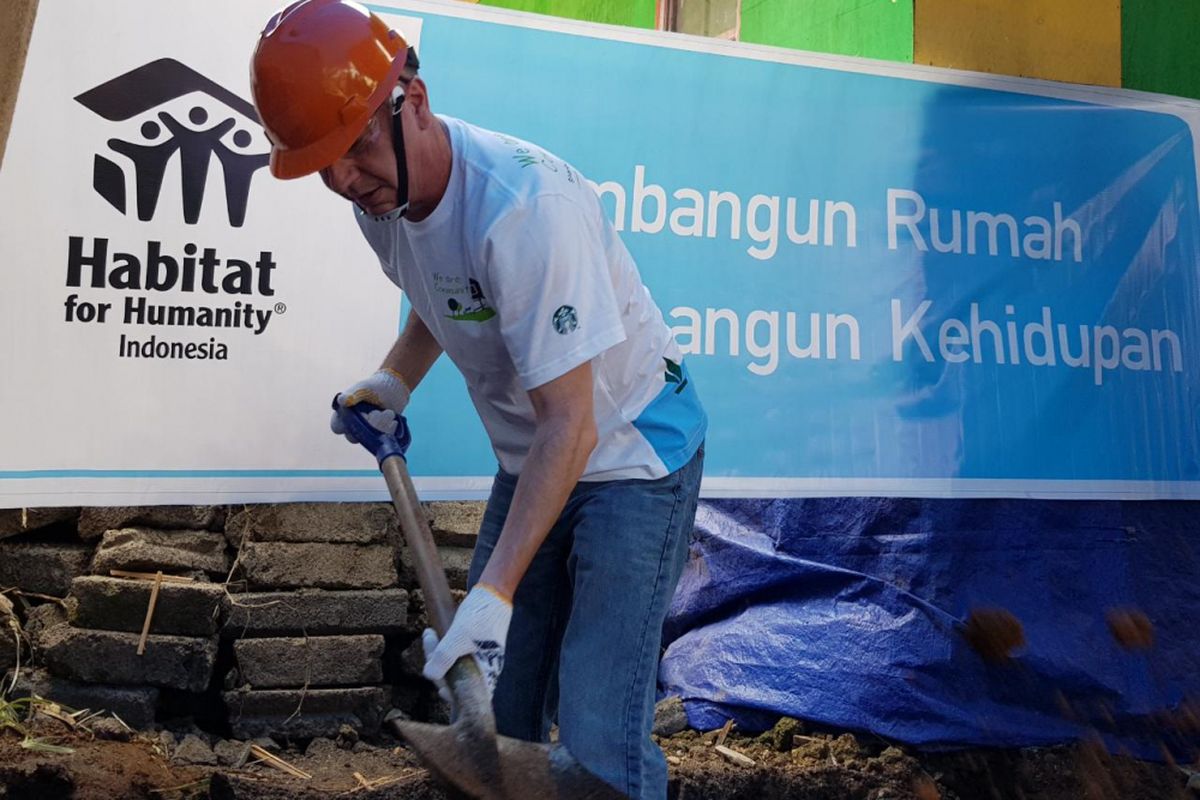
[319,106,399,215]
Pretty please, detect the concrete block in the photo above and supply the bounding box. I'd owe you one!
[0,507,80,541]
[91,717,133,741]
[390,680,426,719]
[225,503,396,546]
[77,506,225,540]
[236,542,396,590]
[172,734,218,766]
[0,627,20,670]
[70,576,226,637]
[234,635,384,688]
[41,625,217,691]
[213,739,252,768]
[423,501,483,548]
[223,687,388,738]
[438,546,474,591]
[0,542,93,596]
[405,588,466,635]
[653,696,689,736]
[7,668,159,728]
[221,589,407,637]
[23,602,68,652]
[397,636,425,678]
[395,544,473,592]
[91,528,229,579]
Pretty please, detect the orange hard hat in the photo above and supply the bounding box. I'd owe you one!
[250,0,410,179]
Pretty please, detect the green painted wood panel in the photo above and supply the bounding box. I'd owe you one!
[478,0,656,30]
[740,0,913,63]
[1122,0,1200,100]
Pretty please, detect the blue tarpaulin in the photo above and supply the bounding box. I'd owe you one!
[660,499,1200,759]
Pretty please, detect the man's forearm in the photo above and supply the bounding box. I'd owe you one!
[381,309,442,392]
[477,368,598,598]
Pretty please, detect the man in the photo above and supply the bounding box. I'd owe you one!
[251,2,706,797]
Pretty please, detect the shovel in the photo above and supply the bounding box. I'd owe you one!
[335,400,627,800]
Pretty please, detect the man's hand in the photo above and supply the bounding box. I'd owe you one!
[422,583,513,697]
[331,368,410,442]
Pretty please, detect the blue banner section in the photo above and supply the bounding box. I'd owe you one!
[386,4,1200,497]
[659,498,1200,758]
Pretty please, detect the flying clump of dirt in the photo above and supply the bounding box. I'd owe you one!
[1106,608,1155,650]
[961,607,1026,663]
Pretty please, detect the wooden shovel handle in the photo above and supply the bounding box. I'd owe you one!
[380,455,457,637]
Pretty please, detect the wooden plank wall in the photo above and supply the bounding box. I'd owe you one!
[1121,0,1200,100]
[2,0,1198,177]
[479,0,656,29]
[914,0,1122,87]
[740,0,913,63]
[0,0,40,170]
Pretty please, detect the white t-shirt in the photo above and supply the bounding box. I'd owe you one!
[356,116,705,481]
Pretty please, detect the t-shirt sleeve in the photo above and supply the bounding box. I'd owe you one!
[485,193,627,391]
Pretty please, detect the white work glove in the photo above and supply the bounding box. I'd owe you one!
[422,584,513,699]
[330,368,410,443]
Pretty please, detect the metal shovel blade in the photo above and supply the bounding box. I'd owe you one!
[392,658,627,800]
[393,720,626,800]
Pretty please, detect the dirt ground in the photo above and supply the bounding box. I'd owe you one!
[1,719,1195,800]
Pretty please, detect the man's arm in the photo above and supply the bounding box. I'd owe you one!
[380,308,443,391]
[477,360,598,598]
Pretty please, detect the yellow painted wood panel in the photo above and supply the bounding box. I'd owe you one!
[0,0,40,170]
[915,0,1121,87]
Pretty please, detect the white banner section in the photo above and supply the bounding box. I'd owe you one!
[0,1,443,505]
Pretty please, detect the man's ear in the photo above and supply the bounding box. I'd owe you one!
[404,77,434,127]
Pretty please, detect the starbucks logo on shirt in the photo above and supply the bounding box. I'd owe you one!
[552,305,578,335]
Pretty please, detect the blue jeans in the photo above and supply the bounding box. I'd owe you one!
[467,446,704,800]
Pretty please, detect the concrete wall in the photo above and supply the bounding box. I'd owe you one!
[1,501,482,737]
[0,0,39,170]
[741,0,912,63]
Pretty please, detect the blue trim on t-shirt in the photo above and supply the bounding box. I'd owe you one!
[632,361,707,475]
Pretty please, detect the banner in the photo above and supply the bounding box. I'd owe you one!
[1,0,1198,505]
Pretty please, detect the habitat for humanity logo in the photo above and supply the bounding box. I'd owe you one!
[74,58,269,228]
[61,59,284,364]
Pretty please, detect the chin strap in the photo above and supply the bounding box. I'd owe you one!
[391,85,410,218]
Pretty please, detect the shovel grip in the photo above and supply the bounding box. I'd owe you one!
[379,455,458,638]
[332,397,412,465]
